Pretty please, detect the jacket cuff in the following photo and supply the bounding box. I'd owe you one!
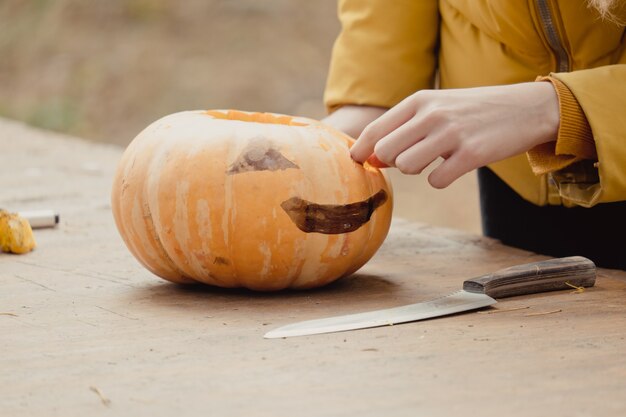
[526,76,596,175]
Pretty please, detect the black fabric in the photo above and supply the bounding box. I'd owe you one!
[477,167,626,270]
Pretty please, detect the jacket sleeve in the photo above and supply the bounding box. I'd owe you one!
[538,64,626,207]
[324,0,440,113]
[527,77,596,175]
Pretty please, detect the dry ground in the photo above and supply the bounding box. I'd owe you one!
[0,0,480,233]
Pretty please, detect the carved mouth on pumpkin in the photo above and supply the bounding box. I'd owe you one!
[281,189,388,234]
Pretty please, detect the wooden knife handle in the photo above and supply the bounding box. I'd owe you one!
[462,256,596,299]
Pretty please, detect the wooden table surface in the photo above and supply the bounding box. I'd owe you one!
[2,118,626,417]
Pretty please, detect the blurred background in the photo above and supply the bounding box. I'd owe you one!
[0,0,480,233]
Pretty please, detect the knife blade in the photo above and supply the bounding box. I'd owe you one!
[264,256,596,339]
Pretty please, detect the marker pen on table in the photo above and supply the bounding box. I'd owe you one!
[17,210,60,229]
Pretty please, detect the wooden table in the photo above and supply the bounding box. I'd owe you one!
[2,118,625,416]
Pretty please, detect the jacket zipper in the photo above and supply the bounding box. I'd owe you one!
[535,0,570,72]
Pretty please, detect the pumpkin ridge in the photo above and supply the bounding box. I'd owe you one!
[283,124,316,288]
[143,139,198,283]
[222,126,240,288]
[142,196,192,283]
[114,139,192,284]
[343,163,382,278]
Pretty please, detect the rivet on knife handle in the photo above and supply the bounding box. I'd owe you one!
[462,256,596,299]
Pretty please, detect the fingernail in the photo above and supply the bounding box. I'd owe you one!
[365,154,389,169]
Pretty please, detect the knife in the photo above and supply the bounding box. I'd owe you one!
[264,256,596,339]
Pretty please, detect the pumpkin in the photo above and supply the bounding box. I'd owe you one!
[111,110,393,290]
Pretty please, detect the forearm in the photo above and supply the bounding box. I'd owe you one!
[321,105,387,138]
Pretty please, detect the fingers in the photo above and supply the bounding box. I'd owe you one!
[394,133,450,175]
[350,97,417,163]
[427,149,477,189]
[371,119,427,167]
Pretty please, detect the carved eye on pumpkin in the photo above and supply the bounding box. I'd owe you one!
[227,138,299,174]
[112,109,393,291]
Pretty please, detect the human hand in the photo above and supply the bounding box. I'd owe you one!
[350,82,560,188]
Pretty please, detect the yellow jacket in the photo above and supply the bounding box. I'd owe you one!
[324,0,626,208]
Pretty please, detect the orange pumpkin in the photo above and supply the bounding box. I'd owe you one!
[111,110,393,290]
